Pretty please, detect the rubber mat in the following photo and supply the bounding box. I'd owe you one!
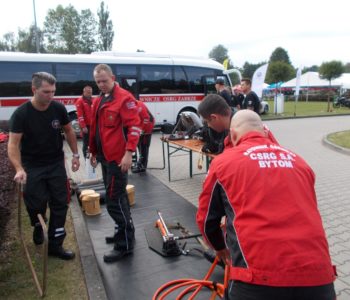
[83,172,224,299]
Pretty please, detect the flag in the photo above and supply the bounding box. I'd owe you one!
[252,64,269,98]
[295,67,302,97]
[223,58,229,70]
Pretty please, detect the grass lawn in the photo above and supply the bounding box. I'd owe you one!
[0,201,88,300]
[261,100,350,119]
[327,130,350,149]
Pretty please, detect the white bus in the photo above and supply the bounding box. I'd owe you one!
[0,52,232,131]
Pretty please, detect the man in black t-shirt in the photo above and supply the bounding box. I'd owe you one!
[241,78,261,115]
[8,72,80,260]
[215,78,233,107]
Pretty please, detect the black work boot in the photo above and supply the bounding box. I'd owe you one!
[103,248,132,263]
[105,235,117,244]
[33,225,44,245]
[48,245,75,260]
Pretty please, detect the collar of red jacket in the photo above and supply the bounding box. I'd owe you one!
[99,82,118,101]
[235,131,266,147]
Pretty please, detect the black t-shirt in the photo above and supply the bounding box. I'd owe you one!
[219,89,233,107]
[9,100,70,166]
[232,93,244,108]
[243,91,261,114]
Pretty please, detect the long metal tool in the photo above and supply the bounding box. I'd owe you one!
[17,183,48,297]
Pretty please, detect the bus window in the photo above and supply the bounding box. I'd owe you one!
[119,77,138,99]
[116,65,137,77]
[139,65,175,94]
[204,76,217,94]
[55,63,97,95]
[183,66,215,94]
[0,62,53,97]
[174,66,189,93]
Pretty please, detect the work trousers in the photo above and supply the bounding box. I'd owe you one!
[136,133,152,168]
[82,126,90,158]
[225,281,336,300]
[23,160,69,247]
[100,160,135,251]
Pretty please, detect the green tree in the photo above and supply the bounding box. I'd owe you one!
[80,9,99,53]
[0,32,16,51]
[344,63,350,73]
[97,1,114,51]
[44,5,81,53]
[242,61,266,79]
[17,25,45,53]
[265,61,295,84]
[302,65,319,73]
[266,47,294,84]
[269,47,291,64]
[319,60,344,112]
[208,44,229,64]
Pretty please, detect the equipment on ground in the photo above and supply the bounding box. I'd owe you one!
[145,211,202,257]
[168,111,203,140]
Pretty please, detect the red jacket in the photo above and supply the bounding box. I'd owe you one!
[89,84,141,164]
[197,132,336,287]
[137,101,155,134]
[75,96,94,128]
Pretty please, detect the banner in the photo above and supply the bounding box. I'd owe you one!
[295,67,302,98]
[252,64,269,98]
[223,58,229,70]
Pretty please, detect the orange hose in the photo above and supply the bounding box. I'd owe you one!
[152,256,228,300]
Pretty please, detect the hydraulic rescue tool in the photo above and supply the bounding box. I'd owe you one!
[155,211,182,256]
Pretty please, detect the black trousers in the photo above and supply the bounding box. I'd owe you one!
[100,160,134,251]
[136,133,152,168]
[82,126,90,158]
[23,160,69,247]
[226,281,336,300]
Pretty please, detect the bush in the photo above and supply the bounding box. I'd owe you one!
[0,141,15,249]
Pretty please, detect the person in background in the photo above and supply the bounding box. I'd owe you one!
[89,64,141,263]
[75,85,94,158]
[231,84,244,111]
[198,94,277,149]
[196,110,336,300]
[131,100,155,173]
[241,78,261,114]
[215,78,233,107]
[8,72,80,260]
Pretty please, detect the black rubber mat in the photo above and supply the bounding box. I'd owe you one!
[83,172,225,300]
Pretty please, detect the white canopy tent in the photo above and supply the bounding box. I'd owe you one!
[282,72,350,89]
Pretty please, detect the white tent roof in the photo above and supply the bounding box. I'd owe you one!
[282,72,350,89]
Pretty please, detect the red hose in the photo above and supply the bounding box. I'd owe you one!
[152,256,228,300]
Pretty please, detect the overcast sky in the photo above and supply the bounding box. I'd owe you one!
[1,0,349,69]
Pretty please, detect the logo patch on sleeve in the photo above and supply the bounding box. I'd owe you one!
[126,101,136,109]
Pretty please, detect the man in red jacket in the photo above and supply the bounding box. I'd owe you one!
[131,100,155,173]
[75,85,94,158]
[89,64,142,263]
[196,110,336,300]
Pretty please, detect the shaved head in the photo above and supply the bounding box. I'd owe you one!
[230,110,264,145]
